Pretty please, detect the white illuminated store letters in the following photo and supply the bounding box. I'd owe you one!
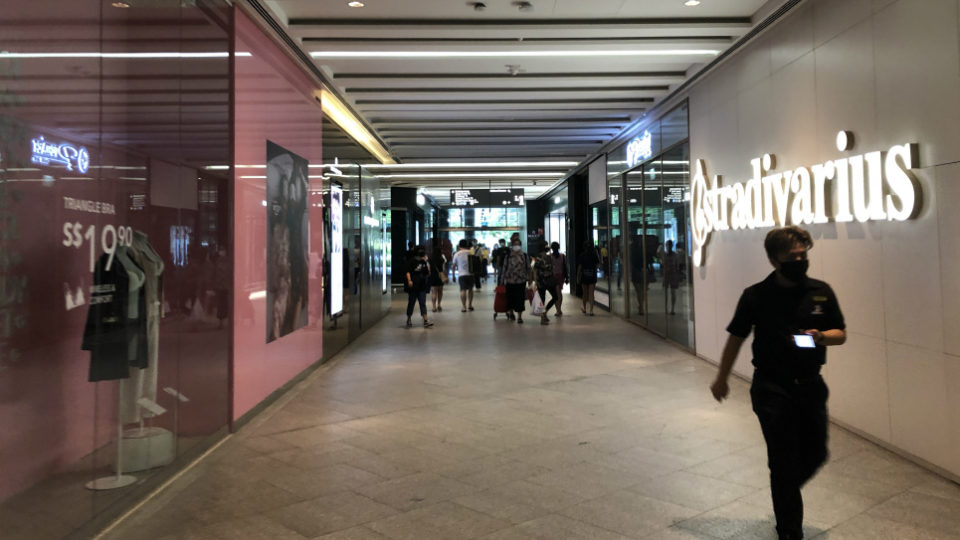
[691,131,920,266]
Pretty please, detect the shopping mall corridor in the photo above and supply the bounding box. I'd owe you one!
[101,290,960,540]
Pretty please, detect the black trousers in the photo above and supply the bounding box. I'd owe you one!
[406,290,427,317]
[751,372,829,539]
[505,283,526,313]
[537,284,557,314]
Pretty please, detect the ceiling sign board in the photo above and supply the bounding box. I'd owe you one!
[489,188,525,207]
[449,189,485,207]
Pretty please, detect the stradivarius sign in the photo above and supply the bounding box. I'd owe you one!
[690,131,920,266]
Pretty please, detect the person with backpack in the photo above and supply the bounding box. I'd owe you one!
[532,241,559,325]
[404,246,434,328]
[499,237,531,324]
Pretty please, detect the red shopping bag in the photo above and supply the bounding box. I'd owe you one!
[494,285,508,313]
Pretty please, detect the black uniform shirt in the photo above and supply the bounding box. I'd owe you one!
[726,272,845,379]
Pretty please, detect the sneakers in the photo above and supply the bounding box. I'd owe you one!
[540,317,549,325]
[423,320,434,328]
[405,319,412,328]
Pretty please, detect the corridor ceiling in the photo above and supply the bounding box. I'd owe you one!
[267,0,781,203]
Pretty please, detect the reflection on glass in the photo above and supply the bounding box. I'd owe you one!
[662,145,693,348]
[608,174,625,317]
[590,202,609,308]
[0,0,232,533]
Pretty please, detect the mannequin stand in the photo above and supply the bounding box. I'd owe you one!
[85,391,137,490]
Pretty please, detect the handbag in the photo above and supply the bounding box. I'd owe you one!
[530,290,544,316]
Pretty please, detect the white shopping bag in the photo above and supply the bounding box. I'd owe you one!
[530,290,544,316]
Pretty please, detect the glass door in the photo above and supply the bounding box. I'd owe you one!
[590,202,609,309]
[625,169,645,322]
[642,159,668,337]
[662,145,694,348]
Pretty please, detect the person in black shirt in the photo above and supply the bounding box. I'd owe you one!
[404,246,434,328]
[576,241,600,316]
[710,226,846,540]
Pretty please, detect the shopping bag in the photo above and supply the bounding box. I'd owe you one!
[494,285,508,313]
[530,291,544,316]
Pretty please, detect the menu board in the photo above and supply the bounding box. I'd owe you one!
[449,188,525,207]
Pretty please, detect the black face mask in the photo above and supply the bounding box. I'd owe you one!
[779,259,809,283]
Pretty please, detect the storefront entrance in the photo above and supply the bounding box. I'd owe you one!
[623,144,694,348]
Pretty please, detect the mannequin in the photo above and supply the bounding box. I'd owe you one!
[120,232,164,424]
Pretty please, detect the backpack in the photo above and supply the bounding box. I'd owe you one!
[536,255,556,288]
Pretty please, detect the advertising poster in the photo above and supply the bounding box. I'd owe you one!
[329,182,344,316]
[266,141,309,342]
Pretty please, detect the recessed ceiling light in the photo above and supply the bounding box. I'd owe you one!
[684,0,701,6]
[347,1,365,7]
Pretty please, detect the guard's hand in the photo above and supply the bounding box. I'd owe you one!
[710,378,729,402]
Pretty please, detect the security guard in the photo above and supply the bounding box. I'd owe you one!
[710,226,846,540]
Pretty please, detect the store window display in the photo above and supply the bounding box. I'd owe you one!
[0,0,232,537]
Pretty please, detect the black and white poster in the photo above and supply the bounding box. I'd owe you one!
[266,141,309,342]
[329,182,344,316]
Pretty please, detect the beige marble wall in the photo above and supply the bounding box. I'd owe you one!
[687,0,960,478]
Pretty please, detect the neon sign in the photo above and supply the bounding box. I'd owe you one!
[690,131,920,267]
[626,130,653,168]
[31,136,90,174]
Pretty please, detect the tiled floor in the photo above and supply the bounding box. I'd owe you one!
[102,291,960,539]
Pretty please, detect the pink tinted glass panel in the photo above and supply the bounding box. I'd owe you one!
[233,9,324,420]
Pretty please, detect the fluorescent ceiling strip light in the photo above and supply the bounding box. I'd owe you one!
[378,172,564,179]
[311,49,719,59]
[216,161,578,170]
[364,161,578,169]
[319,88,395,164]
[0,52,251,59]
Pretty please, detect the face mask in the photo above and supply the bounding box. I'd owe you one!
[779,259,809,283]
[512,245,521,252]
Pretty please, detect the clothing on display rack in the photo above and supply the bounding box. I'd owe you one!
[120,232,164,424]
[83,248,144,381]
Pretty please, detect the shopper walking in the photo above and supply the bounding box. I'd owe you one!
[429,246,447,312]
[532,242,559,325]
[450,239,475,312]
[404,246,434,328]
[549,242,568,316]
[470,239,483,291]
[577,240,600,315]
[491,238,507,284]
[500,237,531,324]
[710,226,846,540]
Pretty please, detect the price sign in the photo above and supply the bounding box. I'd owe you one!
[62,222,134,273]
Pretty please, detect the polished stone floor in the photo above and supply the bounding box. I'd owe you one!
[102,290,960,540]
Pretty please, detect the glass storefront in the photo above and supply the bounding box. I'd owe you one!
[0,1,232,537]
[607,102,694,349]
